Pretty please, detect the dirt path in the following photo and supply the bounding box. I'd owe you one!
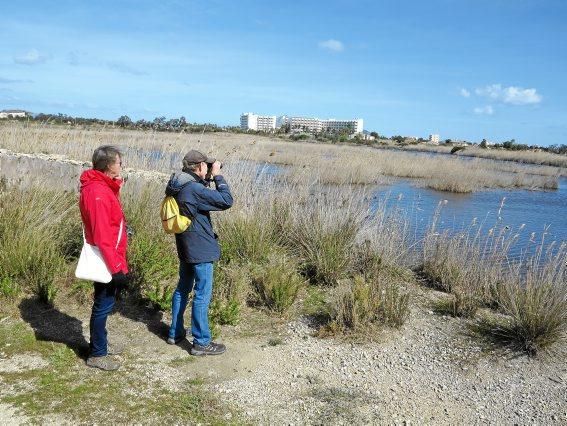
[1,288,566,425]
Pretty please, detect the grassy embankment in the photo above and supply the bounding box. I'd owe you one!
[0,121,564,192]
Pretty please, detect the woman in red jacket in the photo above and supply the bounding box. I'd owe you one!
[79,145,129,371]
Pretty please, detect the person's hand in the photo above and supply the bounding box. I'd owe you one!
[112,272,131,286]
[211,160,222,177]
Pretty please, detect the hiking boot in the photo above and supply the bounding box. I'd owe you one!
[86,355,120,371]
[107,342,124,356]
[190,341,226,356]
[167,330,187,345]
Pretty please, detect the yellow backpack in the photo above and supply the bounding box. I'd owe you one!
[160,196,191,234]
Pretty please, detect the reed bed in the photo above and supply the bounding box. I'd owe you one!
[1,124,566,354]
[0,122,563,192]
[388,143,567,169]
[421,202,567,354]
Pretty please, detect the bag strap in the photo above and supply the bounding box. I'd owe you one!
[115,220,123,249]
[82,219,124,249]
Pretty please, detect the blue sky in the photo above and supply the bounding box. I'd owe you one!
[1,0,566,145]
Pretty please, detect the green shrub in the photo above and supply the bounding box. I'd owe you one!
[122,186,179,308]
[218,213,279,265]
[433,290,478,318]
[331,275,379,330]
[209,263,252,325]
[0,186,74,304]
[293,210,359,286]
[145,282,174,311]
[475,280,567,356]
[328,273,410,332]
[380,279,411,327]
[209,298,240,326]
[251,254,304,314]
[0,276,18,298]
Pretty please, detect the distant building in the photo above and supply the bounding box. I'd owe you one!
[288,116,363,134]
[240,113,276,131]
[361,130,376,140]
[241,113,363,135]
[429,134,440,144]
[0,109,27,119]
[289,116,323,133]
[322,118,363,134]
[276,115,288,128]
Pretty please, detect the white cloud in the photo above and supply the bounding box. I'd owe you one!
[318,39,344,52]
[460,88,471,98]
[14,49,49,65]
[474,105,494,115]
[475,84,542,105]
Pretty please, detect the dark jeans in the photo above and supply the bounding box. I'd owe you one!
[89,281,119,357]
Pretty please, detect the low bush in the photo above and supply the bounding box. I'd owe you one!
[217,212,280,265]
[251,254,304,314]
[293,209,360,286]
[328,272,410,332]
[433,290,478,318]
[475,245,567,356]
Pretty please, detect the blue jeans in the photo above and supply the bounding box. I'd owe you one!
[169,262,213,346]
[89,282,119,357]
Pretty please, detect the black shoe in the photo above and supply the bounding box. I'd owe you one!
[190,341,226,356]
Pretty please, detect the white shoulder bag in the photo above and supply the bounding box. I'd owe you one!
[75,220,123,283]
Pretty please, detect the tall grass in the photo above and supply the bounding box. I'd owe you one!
[421,201,567,354]
[1,135,565,353]
[1,122,563,192]
[0,181,76,304]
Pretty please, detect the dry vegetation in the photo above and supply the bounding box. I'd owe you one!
[1,120,566,359]
[387,143,567,169]
[0,121,564,192]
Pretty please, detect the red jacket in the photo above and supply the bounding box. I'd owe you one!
[79,169,128,274]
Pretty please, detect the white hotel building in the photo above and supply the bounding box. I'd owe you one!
[240,113,276,132]
[241,113,363,135]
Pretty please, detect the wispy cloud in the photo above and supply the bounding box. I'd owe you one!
[14,49,50,65]
[0,77,33,84]
[106,61,148,76]
[475,84,542,105]
[474,105,494,115]
[460,88,470,98]
[318,39,344,52]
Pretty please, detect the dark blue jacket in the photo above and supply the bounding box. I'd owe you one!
[165,171,233,264]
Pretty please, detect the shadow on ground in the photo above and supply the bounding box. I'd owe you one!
[18,297,90,359]
[115,294,193,351]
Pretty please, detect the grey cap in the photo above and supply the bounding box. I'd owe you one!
[182,149,216,165]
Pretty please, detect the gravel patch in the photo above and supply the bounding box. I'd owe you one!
[213,309,567,425]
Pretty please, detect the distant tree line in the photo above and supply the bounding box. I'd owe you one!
[3,112,566,154]
[13,113,230,134]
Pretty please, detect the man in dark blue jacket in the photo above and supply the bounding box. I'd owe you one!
[166,149,233,356]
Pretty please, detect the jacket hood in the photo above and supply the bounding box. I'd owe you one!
[80,169,123,195]
[165,171,198,196]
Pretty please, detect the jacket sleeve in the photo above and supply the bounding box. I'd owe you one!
[194,175,234,212]
[90,196,124,274]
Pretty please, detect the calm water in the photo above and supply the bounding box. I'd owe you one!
[373,177,567,257]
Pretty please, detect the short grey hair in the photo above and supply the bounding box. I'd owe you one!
[92,145,122,172]
[182,160,202,173]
